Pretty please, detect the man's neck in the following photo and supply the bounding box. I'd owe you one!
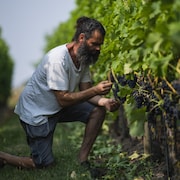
[66,42,80,69]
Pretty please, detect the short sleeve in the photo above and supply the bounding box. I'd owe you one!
[46,62,69,90]
[80,66,92,83]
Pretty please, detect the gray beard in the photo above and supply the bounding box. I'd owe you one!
[76,42,100,66]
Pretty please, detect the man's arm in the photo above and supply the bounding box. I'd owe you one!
[80,82,120,112]
[53,81,112,107]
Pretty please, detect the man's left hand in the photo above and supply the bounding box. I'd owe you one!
[104,99,120,112]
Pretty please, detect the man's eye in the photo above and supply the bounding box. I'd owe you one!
[92,43,100,46]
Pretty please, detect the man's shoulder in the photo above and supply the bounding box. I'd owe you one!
[46,44,69,62]
[48,44,67,55]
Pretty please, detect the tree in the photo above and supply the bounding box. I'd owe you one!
[0,28,14,108]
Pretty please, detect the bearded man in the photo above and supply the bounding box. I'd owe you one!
[0,17,119,173]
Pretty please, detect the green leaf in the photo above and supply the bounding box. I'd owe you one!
[129,119,144,137]
[125,103,146,137]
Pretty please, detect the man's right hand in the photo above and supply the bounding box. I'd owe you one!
[94,81,112,95]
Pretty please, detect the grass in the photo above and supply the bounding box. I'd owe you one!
[0,113,154,180]
[0,114,92,180]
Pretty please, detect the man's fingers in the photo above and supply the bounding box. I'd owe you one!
[101,81,112,86]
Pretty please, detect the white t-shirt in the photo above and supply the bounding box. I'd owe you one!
[14,44,91,126]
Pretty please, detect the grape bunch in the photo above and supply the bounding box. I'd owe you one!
[108,69,179,177]
[108,69,180,127]
[108,69,137,103]
[132,77,180,127]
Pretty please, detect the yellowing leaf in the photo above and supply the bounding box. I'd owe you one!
[134,177,144,180]
[124,63,133,74]
[70,171,77,179]
[129,151,140,160]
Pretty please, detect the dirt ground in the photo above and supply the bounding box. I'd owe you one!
[113,135,180,180]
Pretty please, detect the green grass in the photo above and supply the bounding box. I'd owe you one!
[0,114,92,180]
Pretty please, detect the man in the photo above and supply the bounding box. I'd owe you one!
[0,16,119,170]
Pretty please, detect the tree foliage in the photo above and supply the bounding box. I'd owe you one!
[0,28,14,108]
[45,0,180,126]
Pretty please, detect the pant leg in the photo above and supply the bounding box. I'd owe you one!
[48,102,96,124]
[20,118,57,168]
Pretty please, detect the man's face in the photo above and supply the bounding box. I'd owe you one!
[76,30,104,65]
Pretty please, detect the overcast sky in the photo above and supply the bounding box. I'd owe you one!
[0,0,75,88]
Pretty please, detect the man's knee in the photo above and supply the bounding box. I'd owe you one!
[92,106,106,120]
[97,106,106,114]
[32,149,55,169]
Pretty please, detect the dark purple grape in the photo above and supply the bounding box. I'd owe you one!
[164,114,173,128]
[134,74,137,83]
[133,94,143,108]
[163,95,172,111]
[117,75,127,86]
[144,83,153,92]
[172,80,180,94]
[154,107,161,115]
[161,80,170,90]
[127,79,136,88]
[114,83,119,92]
[118,96,126,103]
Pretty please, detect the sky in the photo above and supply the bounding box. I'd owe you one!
[0,0,76,88]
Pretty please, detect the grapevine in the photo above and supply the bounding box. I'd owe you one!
[108,69,137,103]
[45,0,180,178]
[108,68,180,177]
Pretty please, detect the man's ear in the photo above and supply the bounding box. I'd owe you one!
[78,33,85,42]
